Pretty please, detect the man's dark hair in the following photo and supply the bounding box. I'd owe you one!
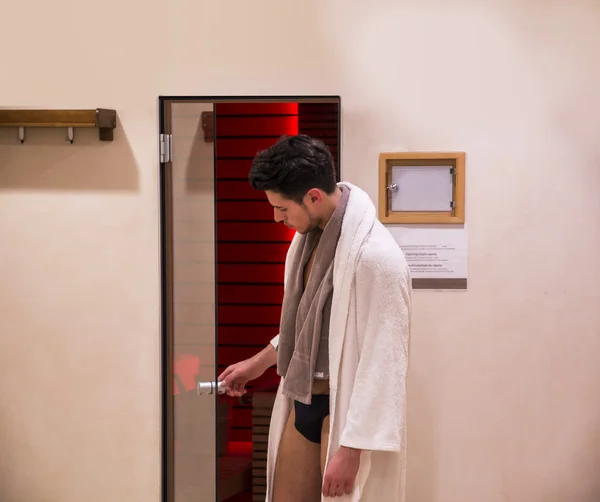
[249,134,337,204]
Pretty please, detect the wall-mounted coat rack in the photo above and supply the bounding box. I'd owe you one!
[0,108,117,143]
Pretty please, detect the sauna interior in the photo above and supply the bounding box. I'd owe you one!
[162,98,341,502]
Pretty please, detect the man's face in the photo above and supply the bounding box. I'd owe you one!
[265,190,320,234]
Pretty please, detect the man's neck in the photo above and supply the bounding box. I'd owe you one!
[318,186,343,230]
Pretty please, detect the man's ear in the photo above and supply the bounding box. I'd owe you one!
[306,188,323,204]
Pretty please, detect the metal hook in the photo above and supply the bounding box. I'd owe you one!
[387,182,398,193]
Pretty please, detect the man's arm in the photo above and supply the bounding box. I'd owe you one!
[258,334,278,370]
[322,246,411,497]
[218,337,278,396]
[338,247,411,452]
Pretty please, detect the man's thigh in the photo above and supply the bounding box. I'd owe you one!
[273,406,322,502]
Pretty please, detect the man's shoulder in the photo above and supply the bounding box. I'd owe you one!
[357,222,410,278]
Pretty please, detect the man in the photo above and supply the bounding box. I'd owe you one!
[218,135,412,501]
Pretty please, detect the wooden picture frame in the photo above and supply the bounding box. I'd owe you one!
[378,152,465,224]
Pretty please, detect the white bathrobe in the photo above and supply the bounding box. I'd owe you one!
[265,182,412,502]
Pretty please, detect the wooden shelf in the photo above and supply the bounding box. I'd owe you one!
[0,108,116,142]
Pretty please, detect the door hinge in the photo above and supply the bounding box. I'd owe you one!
[159,133,172,163]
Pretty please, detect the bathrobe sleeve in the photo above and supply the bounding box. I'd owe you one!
[270,334,279,349]
[339,243,411,452]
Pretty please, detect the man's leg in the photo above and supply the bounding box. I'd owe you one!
[320,415,330,476]
[272,406,322,502]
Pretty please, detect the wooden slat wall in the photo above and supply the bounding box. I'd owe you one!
[215,101,341,446]
[298,102,340,175]
[251,393,276,502]
[215,102,298,443]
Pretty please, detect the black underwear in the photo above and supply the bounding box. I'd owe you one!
[294,394,330,444]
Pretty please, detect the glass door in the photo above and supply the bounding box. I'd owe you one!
[161,99,219,502]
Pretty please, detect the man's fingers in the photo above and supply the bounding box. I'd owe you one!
[222,369,243,388]
[323,477,342,497]
[322,477,331,497]
[222,379,248,397]
[225,386,239,397]
[344,481,353,495]
[218,365,235,382]
[322,477,351,497]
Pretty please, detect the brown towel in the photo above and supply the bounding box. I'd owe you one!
[277,186,350,404]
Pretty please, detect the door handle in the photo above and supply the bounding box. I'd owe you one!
[196,380,225,395]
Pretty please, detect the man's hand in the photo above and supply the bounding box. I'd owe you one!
[218,344,277,397]
[322,446,361,497]
[218,358,262,397]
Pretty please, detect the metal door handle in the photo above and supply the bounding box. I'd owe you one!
[196,380,225,395]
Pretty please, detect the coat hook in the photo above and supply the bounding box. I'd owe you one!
[18,127,25,143]
[66,127,74,144]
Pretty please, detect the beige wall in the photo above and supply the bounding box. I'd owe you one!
[1,1,599,501]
